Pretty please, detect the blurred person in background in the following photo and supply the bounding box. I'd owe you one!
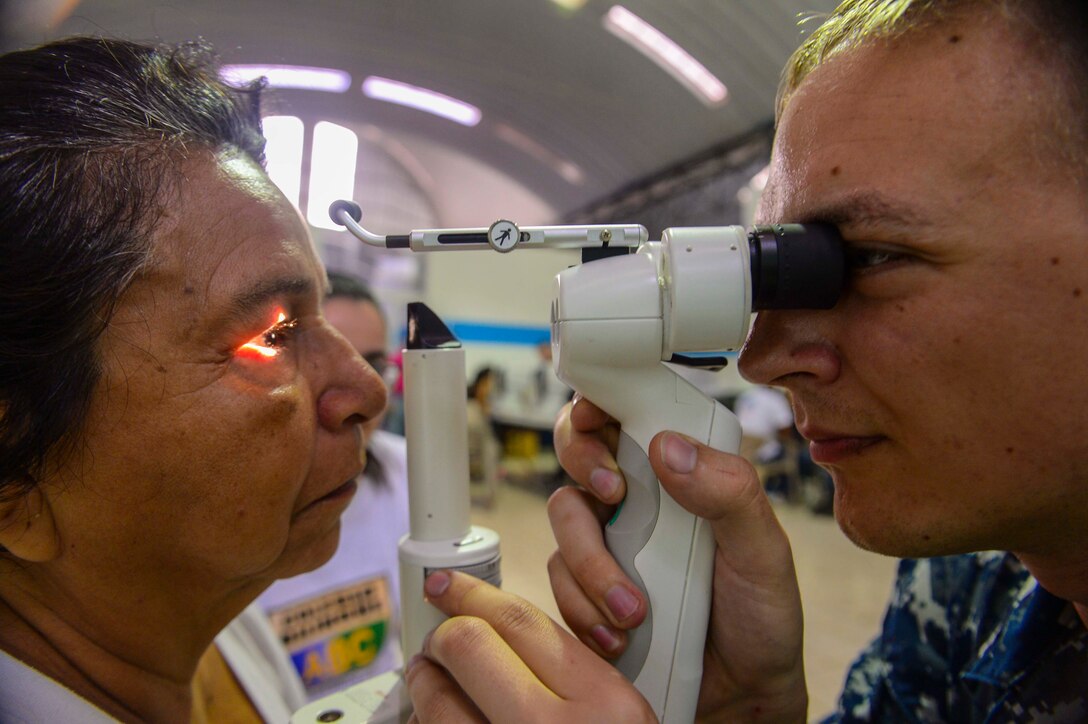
[466,366,502,507]
[735,385,797,500]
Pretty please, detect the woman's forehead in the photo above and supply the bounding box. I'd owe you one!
[112,154,320,334]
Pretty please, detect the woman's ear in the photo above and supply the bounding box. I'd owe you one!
[0,485,61,563]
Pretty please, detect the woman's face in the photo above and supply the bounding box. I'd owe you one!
[43,151,386,603]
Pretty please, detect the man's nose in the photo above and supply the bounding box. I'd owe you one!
[738,310,841,388]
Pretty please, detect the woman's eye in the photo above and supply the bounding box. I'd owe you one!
[237,310,299,359]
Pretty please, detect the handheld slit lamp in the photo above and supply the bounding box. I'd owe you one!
[294,200,844,724]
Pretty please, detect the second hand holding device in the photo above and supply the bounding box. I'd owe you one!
[316,202,844,722]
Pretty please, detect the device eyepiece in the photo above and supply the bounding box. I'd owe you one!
[747,224,845,311]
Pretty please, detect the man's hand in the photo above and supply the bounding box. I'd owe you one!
[549,396,809,721]
[404,570,656,723]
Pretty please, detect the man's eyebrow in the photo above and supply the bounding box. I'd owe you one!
[226,277,316,320]
[796,193,931,230]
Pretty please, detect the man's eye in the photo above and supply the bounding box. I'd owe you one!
[847,247,906,271]
[238,310,299,359]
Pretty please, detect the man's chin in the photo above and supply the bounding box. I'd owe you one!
[834,499,970,559]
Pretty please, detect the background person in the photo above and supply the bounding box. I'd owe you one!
[734,385,797,499]
[257,272,410,700]
[466,366,502,507]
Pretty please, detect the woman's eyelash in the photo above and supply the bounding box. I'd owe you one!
[238,311,298,359]
[261,316,298,348]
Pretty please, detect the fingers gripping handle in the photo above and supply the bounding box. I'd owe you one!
[604,399,740,723]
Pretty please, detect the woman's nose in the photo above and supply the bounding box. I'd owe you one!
[316,328,388,432]
[738,310,841,388]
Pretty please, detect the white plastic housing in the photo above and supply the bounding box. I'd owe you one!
[399,527,501,659]
[661,226,751,354]
[403,347,471,541]
[399,344,501,660]
[551,226,751,722]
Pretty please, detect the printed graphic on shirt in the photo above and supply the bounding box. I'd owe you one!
[267,575,392,689]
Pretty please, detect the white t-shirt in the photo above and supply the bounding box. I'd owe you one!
[734,386,794,460]
[258,430,410,700]
[0,609,307,724]
[0,648,117,723]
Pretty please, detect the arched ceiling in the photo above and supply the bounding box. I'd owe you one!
[4,0,841,224]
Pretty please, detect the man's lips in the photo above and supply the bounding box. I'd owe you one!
[802,429,886,464]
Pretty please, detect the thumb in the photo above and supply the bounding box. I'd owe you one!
[647,431,796,581]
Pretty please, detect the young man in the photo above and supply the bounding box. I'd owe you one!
[403,2,1088,722]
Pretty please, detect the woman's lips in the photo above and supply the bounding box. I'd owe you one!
[808,436,886,464]
[304,477,359,512]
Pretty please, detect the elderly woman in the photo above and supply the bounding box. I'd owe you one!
[0,35,653,724]
[0,37,390,721]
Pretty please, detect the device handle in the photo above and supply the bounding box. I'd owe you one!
[555,357,733,723]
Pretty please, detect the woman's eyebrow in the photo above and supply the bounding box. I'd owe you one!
[225,277,316,322]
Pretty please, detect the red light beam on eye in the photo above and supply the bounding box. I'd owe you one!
[238,310,288,359]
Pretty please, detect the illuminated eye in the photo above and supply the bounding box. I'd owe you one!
[238,310,298,359]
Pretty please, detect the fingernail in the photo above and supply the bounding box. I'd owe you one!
[663,433,697,474]
[590,467,621,499]
[424,571,451,598]
[605,585,639,622]
[590,624,622,654]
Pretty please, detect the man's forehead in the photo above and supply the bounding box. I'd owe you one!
[770,14,1050,198]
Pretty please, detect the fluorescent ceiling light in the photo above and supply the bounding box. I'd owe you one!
[550,0,589,9]
[261,115,304,208]
[603,6,728,107]
[221,64,351,93]
[307,121,358,231]
[362,76,481,127]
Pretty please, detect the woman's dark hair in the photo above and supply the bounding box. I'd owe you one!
[468,367,496,401]
[0,37,266,501]
[327,271,379,308]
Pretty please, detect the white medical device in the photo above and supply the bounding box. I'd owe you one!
[293,202,844,723]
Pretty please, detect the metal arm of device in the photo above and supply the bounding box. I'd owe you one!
[305,201,845,723]
[329,200,647,254]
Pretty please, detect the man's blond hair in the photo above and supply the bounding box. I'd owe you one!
[776,0,1087,177]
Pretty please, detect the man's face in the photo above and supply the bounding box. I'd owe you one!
[46,152,387,608]
[323,296,389,437]
[739,16,1088,558]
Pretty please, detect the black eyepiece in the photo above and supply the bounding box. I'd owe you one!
[747,224,845,310]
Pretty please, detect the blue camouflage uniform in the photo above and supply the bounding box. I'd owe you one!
[822,552,1088,723]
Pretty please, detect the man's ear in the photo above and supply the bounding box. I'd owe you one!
[0,485,61,563]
